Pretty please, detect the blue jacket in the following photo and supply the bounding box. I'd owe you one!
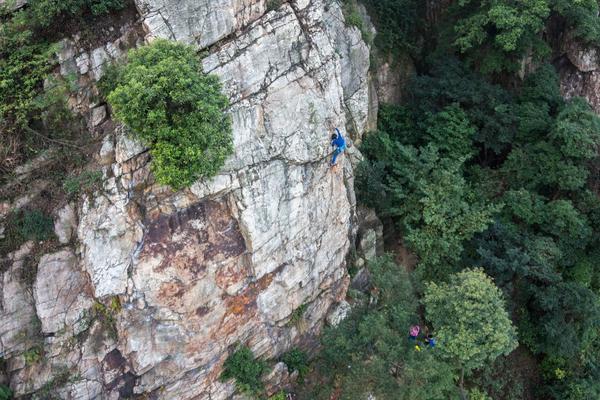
[332,128,346,149]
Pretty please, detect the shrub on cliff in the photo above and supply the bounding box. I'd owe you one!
[0,0,126,173]
[106,39,233,189]
[221,346,266,396]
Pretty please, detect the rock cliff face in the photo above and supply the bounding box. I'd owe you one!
[0,1,379,399]
[560,36,600,113]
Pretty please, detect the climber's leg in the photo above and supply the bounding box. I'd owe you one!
[331,147,342,166]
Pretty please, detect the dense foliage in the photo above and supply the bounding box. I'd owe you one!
[0,0,124,172]
[106,39,233,189]
[423,269,518,395]
[0,384,11,400]
[0,209,55,256]
[359,0,419,55]
[300,257,516,399]
[314,1,600,399]
[300,256,460,400]
[354,58,600,397]
[280,348,309,381]
[220,346,267,396]
[446,0,600,73]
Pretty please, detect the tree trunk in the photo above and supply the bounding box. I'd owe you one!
[459,367,467,400]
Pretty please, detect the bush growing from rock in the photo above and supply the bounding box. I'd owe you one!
[220,346,267,396]
[106,39,233,189]
[266,0,284,12]
[0,384,12,400]
[281,348,309,381]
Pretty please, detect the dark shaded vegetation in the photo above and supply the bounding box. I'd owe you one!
[298,1,600,399]
[0,209,55,256]
[0,0,127,174]
[221,346,267,397]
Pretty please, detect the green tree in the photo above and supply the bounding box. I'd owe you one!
[551,0,600,45]
[106,39,233,189]
[450,0,550,73]
[423,269,518,397]
[359,0,420,55]
[386,145,498,276]
[220,346,266,396]
[409,58,516,155]
[300,256,459,400]
[503,97,600,193]
[423,104,477,161]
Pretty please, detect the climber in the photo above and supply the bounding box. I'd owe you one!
[330,127,347,167]
[425,334,437,348]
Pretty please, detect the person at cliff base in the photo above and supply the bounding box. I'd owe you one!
[425,334,437,348]
[330,127,347,167]
[408,324,420,341]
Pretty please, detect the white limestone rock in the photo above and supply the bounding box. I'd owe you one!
[99,134,115,165]
[326,300,352,327]
[134,0,267,48]
[0,243,36,357]
[115,125,147,163]
[77,181,143,298]
[565,37,600,72]
[33,250,94,334]
[323,1,376,136]
[54,203,77,244]
[90,47,111,80]
[4,0,378,398]
[91,105,107,127]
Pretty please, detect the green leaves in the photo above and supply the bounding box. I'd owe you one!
[358,105,498,278]
[504,96,600,193]
[423,268,518,373]
[0,384,12,400]
[220,346,267,396]
[452,0,550,72]
[310,256,459,400]
[449,0,600,73]
[551,0,600,45]
[359,0,420,55]
[106,39,233,189]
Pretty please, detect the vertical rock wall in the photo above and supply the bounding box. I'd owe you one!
[560,39,600,113]
[0,1,378,399]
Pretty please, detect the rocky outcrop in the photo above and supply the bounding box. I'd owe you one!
[375,53,415,105]
[33,250,94,334]
[136,0,267,47]
[78,177,144,298]
[1,0,380,399]
[324,2,378,138]
[0,243,37,359]
[559,36,600,113]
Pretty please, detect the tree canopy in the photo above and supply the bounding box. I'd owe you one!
[423,269,518,374]
[106,39,233,189]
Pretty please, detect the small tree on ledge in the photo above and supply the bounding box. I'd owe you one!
[106,39,233,189]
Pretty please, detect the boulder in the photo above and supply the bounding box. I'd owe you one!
[0,243,36,357]
[263,362,290,396]
[564,37,600,72]
[54,203,77,244]
[33,250,94,334]
[326,300,352,327]
[91,105,107,127]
